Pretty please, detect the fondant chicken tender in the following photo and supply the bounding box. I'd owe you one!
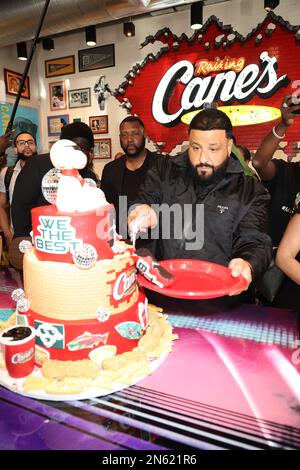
[45,378,93,395]
[138,320,164,353]
[24,376,49,391]
[102,349,146,371]
[41,359,99,380]
[113,359,151,384]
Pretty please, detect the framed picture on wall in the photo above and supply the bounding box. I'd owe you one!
[78,44,115,72]
[49,81,67,111]
[45,55,75,78]
[68,87,91,108]
[94,138,111,159]
[47,114,69,136]
[4,68,30,99]
[48,139,59,151]
[89,115,108,134]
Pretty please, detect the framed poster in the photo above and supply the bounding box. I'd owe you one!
[89,115,108,134]
[4,68,30,100]
[78,44,115,72]
[49,81,67,111]
[0,101,39,166]
[68,87,91,108]
[47,114,69,136]
[45,55,75,78]
[48,139,59,151]
[94,138,111,159]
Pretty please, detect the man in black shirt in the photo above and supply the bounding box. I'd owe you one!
[101,116,160,238]
[252,94,300,308]
[252,95,300,246]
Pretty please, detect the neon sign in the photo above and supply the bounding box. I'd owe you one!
[194,56,246,76]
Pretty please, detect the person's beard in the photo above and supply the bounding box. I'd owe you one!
[17,151,37,162]
[121,137,146,159]
[189,157,229,187]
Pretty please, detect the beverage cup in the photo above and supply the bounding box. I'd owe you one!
[1,325,36,378]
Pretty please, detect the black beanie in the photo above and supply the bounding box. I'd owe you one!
[60,122,94,148]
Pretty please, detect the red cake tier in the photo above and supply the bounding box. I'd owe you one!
[22,290,148,361]
[31,204,115,263]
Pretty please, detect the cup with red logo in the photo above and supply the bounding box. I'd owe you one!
[1,325,36,378]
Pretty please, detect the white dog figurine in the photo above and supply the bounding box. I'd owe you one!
[50,139,106,212]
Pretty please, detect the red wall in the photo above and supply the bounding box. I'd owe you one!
[116,12,300,157]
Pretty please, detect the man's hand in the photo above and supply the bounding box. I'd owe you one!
[228,258,253,295]
[128,204,157,238]
[280,94,300,127]
[0,131,13,156]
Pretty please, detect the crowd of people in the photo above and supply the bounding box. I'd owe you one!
[0,95,299,312]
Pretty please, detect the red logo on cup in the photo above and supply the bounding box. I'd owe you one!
[12,348,35,364]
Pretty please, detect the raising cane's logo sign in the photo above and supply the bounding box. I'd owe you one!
[116,14,300,154]
[113,269,136,301]
[152,51,288,125]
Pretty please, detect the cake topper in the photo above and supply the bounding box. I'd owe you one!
[45,139,107,212]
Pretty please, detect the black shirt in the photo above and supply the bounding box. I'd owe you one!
[263,159,300,246]
[101,150,160,239]
[121,159,151,207]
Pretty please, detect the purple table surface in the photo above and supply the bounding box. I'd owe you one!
[0,268,299,450]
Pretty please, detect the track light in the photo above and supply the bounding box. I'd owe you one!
[85,25,96,46]
[264,0,280,12]
[42,37,54,51]
[17,41,27,61]
[124,21,135,37]
[191,1,203,30]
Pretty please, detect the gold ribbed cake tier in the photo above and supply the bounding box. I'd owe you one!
[24,251,138,321]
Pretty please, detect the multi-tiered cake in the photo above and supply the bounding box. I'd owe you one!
[17,140,148,363]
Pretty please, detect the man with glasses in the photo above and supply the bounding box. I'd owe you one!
[0,132,37,245]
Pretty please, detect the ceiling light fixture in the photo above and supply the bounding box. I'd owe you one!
[264,0,280,12]
[124,21,135,37]
[85,25,96,46]
[17,41,27,61]
[42,37,54,51]
[191,1,203,30]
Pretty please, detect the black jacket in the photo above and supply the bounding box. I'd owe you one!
[11,153,97,237]
[135,152,272,280]
[100,150,160,209]
[101,150,160,238]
